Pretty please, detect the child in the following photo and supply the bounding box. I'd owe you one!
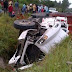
[41,8,44,12]
[8,4,14,17]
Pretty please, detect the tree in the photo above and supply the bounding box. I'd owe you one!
[56,1,62,12]
[54,0,57,7]
[61,0,70,12]
[41,1,55,7]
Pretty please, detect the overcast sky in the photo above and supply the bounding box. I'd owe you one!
[50,0,72,8]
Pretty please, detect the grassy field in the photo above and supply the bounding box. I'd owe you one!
[0,14,18,72]
[0,14,18,60]
[0,14,72,72]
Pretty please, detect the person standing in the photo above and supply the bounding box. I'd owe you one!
[41,8,44,12]
[8,4,13,17]
[44,5,49,13]
[38,5,41,13]
[21,4,26,15]
[1,0,4,10]
[36,4,38,12]
[14,1,19,15]
[33,4,36,13]
[8,0,13,6]
[27,4,30,13]
[3,0,8,14]
[30,4,32,12]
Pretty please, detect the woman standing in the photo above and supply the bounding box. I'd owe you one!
[33,4,36,13]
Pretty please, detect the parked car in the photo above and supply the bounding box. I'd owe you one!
[49,7,58,13]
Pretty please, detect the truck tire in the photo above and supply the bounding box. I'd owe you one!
[14,19,36,30]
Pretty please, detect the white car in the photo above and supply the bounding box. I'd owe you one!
[49,7,58,13]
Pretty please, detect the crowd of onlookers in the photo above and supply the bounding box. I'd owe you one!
[0,0,49,17]
[0,0,15,17]
[21,3,49,14]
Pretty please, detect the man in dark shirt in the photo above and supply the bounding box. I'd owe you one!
[15,1,19,8]
[3,0,8,13]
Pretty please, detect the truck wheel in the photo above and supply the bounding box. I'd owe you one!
[14,19,36,30]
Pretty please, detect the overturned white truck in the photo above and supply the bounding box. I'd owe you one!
[9,13,68,70]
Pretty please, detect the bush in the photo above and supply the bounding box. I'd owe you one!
[0,14,18,61]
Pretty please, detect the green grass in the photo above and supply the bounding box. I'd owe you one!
[0,14,19,61]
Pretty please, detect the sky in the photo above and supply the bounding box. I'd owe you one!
[50,0,72,8]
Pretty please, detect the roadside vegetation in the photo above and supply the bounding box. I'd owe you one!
[0,14,18,60]
[0,14,18,72]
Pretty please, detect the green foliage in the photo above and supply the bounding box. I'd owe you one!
[40,1,55,7]
[65,8,72,12]
[14,0,39,5]
[61,0,70,12]
[0,14,18,61]
[0,68,11,72]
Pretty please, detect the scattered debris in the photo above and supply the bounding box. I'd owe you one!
[67,61,72,65]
